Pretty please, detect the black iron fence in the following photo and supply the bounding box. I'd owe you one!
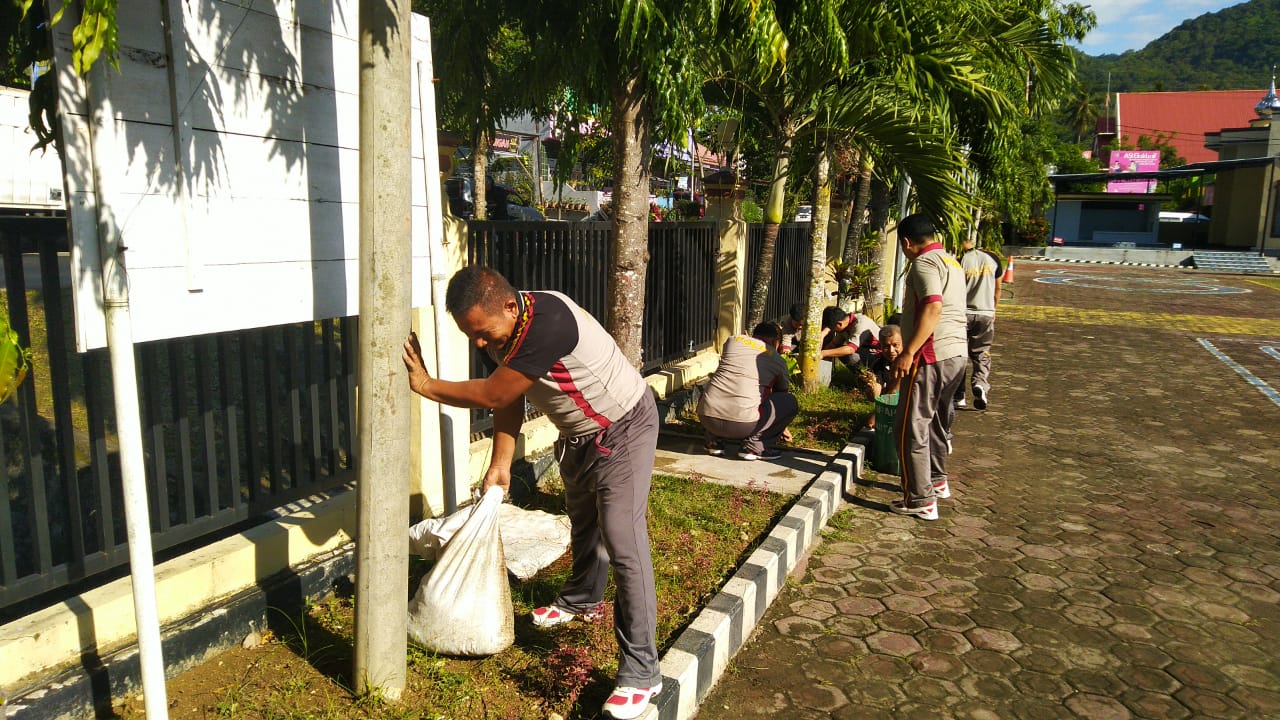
[0,219,357,619]
[468,220,719,431]
[745,222,811,324]
[2,216,719,615]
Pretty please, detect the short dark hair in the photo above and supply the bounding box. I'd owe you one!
[788,302,805,323]
[820,305,846,330]
[897,213,936,244]
[752,321,780,341]
[445,266,516,316]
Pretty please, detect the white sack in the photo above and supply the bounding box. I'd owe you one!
[407,486,514,656]
[496,504,572,580]
[407,501,472,560]
[409,496,572,579]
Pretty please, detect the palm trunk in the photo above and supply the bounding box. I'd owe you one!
[864,176,892,322]
[606,73,651,368]
[745,125,795,329]
[800,136,832,393]
[837,155,874,304]
[473,130,489,220]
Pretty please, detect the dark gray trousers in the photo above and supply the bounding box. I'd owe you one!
[701,392,799,454]
[894,356,966,507]
[552,395,660,687]
[955,313,995,401]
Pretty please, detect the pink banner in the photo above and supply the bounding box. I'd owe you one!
[1106,150,1160,193]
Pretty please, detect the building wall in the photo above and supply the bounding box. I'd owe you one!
[1210,166,1269,248]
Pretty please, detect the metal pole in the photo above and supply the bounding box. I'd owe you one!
[354,0,412,699]
[85,64,170,720]
[891,177,913,310]
[532,120,543,207]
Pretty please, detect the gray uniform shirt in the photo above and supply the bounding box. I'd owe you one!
[498,290,649,438]
[961,249,1000,316]
[698,334,790,424]
[900,244,967,364]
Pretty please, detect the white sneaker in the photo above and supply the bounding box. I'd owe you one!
[974,386,988,410]
[603,682,663,719]
[933,479,951,499]
[530,605,601,628]
[955,398,967,409]
[890,499,939,521]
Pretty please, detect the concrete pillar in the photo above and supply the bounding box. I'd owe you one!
[409,205,473,518]
[706,193,747,348]
[354,0,411,699]
[408,305,444,520]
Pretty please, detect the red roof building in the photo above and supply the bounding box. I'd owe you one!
[1115,90,1262,164]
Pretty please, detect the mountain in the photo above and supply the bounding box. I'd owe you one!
[1075,0,1280,93]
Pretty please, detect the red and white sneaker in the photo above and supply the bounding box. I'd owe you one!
[890,499,939,521]
[603,682,662,719]
[933,479,951,499]
[530,604,601,628]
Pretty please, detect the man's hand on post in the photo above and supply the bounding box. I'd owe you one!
[402,332,432,397]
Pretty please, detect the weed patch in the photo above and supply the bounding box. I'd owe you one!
[116,474,791,719]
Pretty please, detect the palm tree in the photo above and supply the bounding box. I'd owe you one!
[517,0,787,366]
[706,0,849,333]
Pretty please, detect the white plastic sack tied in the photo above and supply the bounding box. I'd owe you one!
[407,486,514,656]
[409,497,572,580]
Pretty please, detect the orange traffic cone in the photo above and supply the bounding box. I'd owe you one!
[1002,258,1014,283]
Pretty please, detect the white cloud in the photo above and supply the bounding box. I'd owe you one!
[1074,0,1248,55]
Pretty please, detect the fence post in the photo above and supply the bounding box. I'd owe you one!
[707,191,747,349]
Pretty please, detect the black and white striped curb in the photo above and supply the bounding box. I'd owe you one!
[642,443,865,720]
[1015,255,1280,274]
[1014,255,1188,269]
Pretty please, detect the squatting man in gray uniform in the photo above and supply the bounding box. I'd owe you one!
[402,266,662,719]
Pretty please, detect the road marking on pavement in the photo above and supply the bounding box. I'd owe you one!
[1198,339,1280,408]
[1246,278,1280,292]
[1262,346,1280,363]
[1033,269,1250,295]
[1000,304,1280,336]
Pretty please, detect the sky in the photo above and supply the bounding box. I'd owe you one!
[1072,0,1249,56]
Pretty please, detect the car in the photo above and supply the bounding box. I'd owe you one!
[444,176,545,221]
[1158,211,1210,223]
[794,205,813,222]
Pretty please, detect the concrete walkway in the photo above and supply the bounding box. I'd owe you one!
[655,433,835,497]
[694,265,1280,719]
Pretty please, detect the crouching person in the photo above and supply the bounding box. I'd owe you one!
[402,266,661,719]
[698,322,799,461]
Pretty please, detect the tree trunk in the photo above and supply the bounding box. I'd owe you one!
[969,206,983,246]
[745,126,795,330]
[837,154,874,304]
[472,130,489,220]
[863,176,892,322]
[606,73,651,368]
[800,136,832,393]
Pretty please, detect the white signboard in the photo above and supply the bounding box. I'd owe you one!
[50,1,441,351]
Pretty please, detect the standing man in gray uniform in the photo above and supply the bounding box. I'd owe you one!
[954,237,1002,410]
[698,322,798,461]
[890,214,968,521]
[402,266,661,719]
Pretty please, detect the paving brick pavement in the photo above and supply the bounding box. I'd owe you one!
[694,265,1280,719]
